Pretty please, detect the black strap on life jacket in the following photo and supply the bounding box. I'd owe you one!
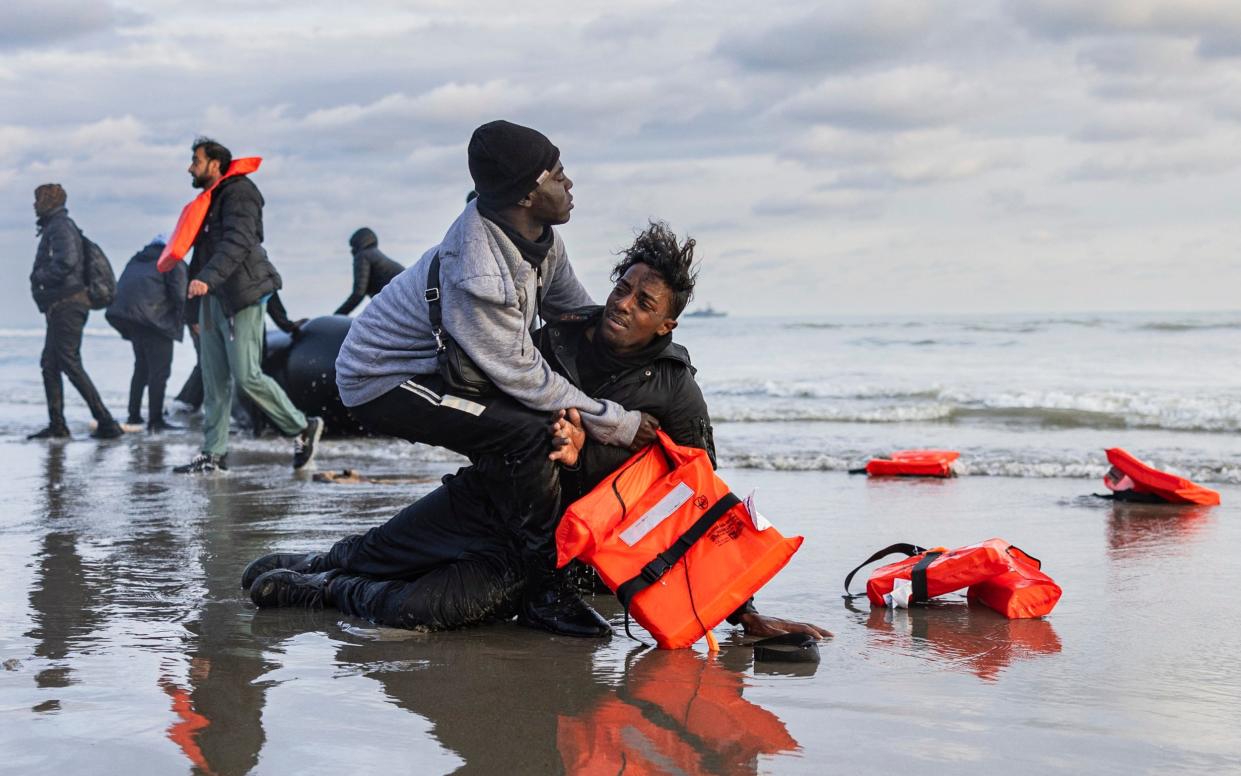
[909,550,944,603]
[842,543,927,600]
[615,491,742,646]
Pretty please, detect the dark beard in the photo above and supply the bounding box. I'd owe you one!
[191,174,210,189]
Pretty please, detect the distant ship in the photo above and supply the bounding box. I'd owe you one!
[685,304,727,318]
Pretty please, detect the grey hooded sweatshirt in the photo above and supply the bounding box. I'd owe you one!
[335,202,641,447]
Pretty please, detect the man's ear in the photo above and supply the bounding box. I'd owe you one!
[657,318,678,336]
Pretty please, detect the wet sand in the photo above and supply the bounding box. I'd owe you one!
[1,433,1239,775]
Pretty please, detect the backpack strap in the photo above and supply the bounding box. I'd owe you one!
[424,252,445,354]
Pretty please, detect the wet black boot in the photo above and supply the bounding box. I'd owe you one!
[249,569,337,610]
[240,552,326,590]
[517,573,612,638]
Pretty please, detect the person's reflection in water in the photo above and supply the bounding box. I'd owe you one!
[332,632,798,774]
[861,604,1061,682]
[25,444,103,704]
[176,487,275,776]
[1106,502,1213,556]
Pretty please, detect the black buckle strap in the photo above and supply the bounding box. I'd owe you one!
[615,491,742,644]
[842,543,928,600]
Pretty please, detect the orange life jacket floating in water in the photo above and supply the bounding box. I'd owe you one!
[843,538,1061,618]
[861,450,960,477]
[1102,447,1220,506]
[556,430,803,649]
[157,157,262,273]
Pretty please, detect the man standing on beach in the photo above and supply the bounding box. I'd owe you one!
[27,184,124,440]
[170,138,323,474]
[333,120,658,637]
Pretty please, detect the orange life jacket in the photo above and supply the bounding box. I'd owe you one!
[557,650,797,775]
[844,538,1061,618]
[556,430,803,649]
[1103,447,1220,506]
[864,449,960,477]
[157,157,262,273]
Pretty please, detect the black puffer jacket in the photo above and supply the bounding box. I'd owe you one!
[30,207,87,312]
[189,175,281,315]
[106,241,188,341]
[334,231,405,315]
[536,307,716,503]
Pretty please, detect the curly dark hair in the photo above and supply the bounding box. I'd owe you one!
[610,221,698,318]
[192,136,232,175]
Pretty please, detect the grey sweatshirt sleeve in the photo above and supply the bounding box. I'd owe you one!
[443,274,641,446]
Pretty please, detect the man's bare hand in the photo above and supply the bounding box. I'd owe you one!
[549,408,586,466]
[628,411,660,451]
[738,613,833,640]
[189,323,200,336]
[187,279,209,299]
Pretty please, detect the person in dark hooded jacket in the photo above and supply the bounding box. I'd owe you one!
[105,235,188,431]
[27,183,123,440]
[333,228,404,316]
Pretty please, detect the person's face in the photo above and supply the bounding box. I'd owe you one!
[188,148,221,190]
[522,162,573,225]
[600,263,678,353]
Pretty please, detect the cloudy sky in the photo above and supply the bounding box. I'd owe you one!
[3,0,1241,325]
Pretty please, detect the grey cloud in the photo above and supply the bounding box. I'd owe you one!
[715,2,936,73]
[773,67,985,132]
[1009,0,1241,49]
[0,0,117,50]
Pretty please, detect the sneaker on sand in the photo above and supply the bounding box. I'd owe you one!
[173,452,229,474]
[250,569,335,609]
[240,552,325,591]
[292,417,324,470]
[91,421,125,440]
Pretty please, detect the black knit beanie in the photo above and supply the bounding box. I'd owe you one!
[468,120,560,209]
[349,227,378,253]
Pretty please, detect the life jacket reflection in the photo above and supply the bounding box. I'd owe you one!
[864,606,1062,682]
[557,649,797,775]
[556,431,802,649]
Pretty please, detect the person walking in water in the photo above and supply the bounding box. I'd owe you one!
[27,183,123,440]
[333,228,404,315]
[105,234,187,432]
[164,137,323,473]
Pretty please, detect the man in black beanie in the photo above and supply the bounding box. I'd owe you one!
[331,120,659,638]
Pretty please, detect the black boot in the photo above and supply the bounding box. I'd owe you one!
[91,419,124,439]
[27,425,71,440]
[240,552,325,590]
[518,575,612,638]
[250,569,336,610]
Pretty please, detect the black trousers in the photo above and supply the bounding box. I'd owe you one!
[319,467,525,630]
[40,297,113,428]
[174,326,203,409]
[127,327,174,423]
[349,375,562,582]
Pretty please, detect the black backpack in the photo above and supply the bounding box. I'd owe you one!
[78,230,116,310]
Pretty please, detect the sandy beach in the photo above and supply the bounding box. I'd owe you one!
[1,421,1238,773]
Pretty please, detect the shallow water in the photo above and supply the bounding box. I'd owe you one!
[2,312,1240,774]
[1,432,1238,774]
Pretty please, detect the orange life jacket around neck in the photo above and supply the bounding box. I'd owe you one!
[556,430,803,649]
[157,157,262,273]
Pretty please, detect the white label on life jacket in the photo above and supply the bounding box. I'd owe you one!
[620,482,694,547]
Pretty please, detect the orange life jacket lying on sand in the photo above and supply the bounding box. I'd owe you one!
[556,430,803,649]
[1102,447,1220,506]
[859,450,960,477]
[157,157,262,273]
[557,650,797,775]
[843,538,1061,618]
